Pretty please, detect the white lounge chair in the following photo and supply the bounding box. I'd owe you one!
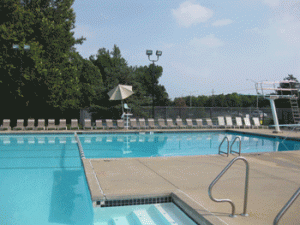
[130,118,139,129]
[0,119,11,130]
[195,119,204,128]
[166,119,176,129]
[70,119,79,130]
[225,117,235,129]
[186,119,195,128]
[13,119,25,130]
[95,120,104,129]
[205,118,215,128]
[26,119,35,130]
[36,119,45,130]
[243,117,252,129]
[106,119,115,129]
[57,119,67,130]
[158,119,167,129]
[217,116,226,128]
[253,117,268,129]
[138,118,147,129]
[176,118,187,128]
[84,119,93,130]
[235,117,243,129]
[147,118,157,129]
[47,119,56,130]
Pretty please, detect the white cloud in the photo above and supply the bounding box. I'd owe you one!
[212,19,233,27]
[262,0,281,7]
[172,1,213,27]
[189,34,224,48]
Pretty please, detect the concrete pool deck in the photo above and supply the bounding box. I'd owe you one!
[82,128,300,225]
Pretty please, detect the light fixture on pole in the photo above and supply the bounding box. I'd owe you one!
[146,49,162,119]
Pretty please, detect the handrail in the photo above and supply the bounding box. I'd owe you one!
[219,136,230,157]
[230,137,242,156]
[273,187,300,225]
[208,156,249,217]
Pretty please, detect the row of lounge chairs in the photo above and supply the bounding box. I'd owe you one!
[0,117,267,131]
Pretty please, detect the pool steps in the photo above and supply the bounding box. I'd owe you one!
[94,204,189,225]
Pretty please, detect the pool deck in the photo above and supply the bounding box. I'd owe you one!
[82,128,300,225]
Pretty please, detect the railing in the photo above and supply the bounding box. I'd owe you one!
[208,156,249,217]
[219,136,230,157]
[230,136,242,156]
[273,187,300,225]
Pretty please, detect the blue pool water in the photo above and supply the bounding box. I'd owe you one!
[79,131,300,158]
[0,134,94,225]
[1,131,300,224]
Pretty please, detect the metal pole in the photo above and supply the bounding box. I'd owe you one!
[152,61,155,119]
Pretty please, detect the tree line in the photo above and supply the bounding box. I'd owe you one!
[0,1,297,123]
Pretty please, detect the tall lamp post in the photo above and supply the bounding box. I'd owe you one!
[246,79,266,110]
[146,50,162,119]
[13,44,30,78]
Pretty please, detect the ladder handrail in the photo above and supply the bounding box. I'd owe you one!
[219,136,230,157]
[274,187,300,225]
[208,156,250,217]
[230,136,242,156]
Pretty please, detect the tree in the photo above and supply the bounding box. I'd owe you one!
[0,0,87,119]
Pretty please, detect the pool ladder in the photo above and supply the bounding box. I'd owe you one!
[274,187,300,224]
[219,136,242,157]
[208,156,249,217]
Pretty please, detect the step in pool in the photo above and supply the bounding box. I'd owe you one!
[93,203,197,225]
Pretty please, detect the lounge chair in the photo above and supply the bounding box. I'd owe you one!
[0,119,11,130]
[186,119,195,128]
[166,118,176,129]
[158,119,167,129]
[47,119,56,130]
[176,118,187,128]
[195,119,204,128]
[225,117,235,129]
[147,118,157,129]
[205,118,215,128]
[95,120,104,129]
[70,119,79,130]
[138,118,147,129]
[57,119,67,130]
[252,117,268,129]
[235,117,243,129]
[217,116,227,128]
[130,118,139,129]
[117,119,125,129]
[13,119,25,130]
[26,119,35,130]
[36,119,45,130]
[106,119,115,129]
[243,117,252,129]
[84,119,93,130]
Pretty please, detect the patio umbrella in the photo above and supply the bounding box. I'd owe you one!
[107,84,134,113]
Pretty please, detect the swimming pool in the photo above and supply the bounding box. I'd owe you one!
[0,134,94,225]
[79,131,300,158]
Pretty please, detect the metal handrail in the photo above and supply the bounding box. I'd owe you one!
[230,137,242,156]
[273,187,300,225]
[208,156,250,217]
[219,136,230,157]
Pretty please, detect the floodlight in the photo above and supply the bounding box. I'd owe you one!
[24,45,30,51]
[156,50,162,56]
[13,44,19,50]
[146,50,153,56]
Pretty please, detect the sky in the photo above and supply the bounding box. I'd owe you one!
[72,0,300,99]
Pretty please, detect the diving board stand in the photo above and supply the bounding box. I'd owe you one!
[256,80,300,133]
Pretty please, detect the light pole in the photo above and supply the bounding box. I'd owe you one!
[246,79,266,110]
[13,44,30,78]
[146,50,162,119]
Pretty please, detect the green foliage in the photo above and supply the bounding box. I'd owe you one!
[0,0,101,120]
[89,45,170,118]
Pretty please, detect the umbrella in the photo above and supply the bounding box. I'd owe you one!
[107,84,134,113]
